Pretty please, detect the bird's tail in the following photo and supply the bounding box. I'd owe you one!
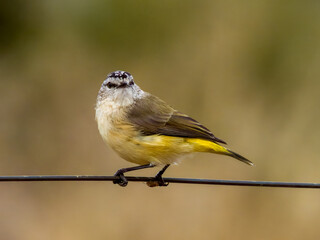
[225,149,253,166]
[187,138,253,166]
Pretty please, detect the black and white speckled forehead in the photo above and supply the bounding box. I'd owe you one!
[107,71,133,81]
[101,70,136,90]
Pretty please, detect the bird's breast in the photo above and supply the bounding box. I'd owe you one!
[95,100,128,142]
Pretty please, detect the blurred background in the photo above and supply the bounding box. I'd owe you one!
[1,1,320,239]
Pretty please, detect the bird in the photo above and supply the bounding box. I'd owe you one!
[95,70,253,187]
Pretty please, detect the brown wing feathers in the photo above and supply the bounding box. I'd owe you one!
[127,94,226,144]
[162,112,227,144]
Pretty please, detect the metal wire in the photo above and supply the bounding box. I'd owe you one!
[0,175,319,188]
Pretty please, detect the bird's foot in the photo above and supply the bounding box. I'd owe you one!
[113,171,128,187]
[147,176,169,187]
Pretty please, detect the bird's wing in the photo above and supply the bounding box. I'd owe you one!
[127,94,226,144]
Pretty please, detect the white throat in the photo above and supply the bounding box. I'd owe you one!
[97,86,145,110]
[95,85,145,138]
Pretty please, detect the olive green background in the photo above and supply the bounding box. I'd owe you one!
[1,1,320,239]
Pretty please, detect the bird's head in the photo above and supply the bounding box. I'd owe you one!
[97,70,144,106]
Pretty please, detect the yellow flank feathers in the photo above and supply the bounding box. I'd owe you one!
[186,138,253,165]
[185,138,229,154]
[104,125,252,166]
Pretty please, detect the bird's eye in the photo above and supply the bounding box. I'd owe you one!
[106,82,117,88]
[129,81,134,86]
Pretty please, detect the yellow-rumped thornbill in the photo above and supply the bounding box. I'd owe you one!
[95,70,253,187]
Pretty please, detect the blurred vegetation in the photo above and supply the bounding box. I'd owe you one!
[1,1,320,240]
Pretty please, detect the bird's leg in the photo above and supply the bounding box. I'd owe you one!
[155,164,170,186]
[147,164,170,187]
[113,163,155,187]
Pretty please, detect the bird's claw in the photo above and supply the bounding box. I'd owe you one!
[113,172,128,187]
[147,176,169,187]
